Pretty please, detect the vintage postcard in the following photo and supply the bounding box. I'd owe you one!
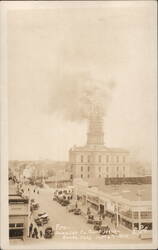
[0,1,157,249]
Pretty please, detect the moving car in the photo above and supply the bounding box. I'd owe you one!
[74,208,81,215]
[44,227,55,239]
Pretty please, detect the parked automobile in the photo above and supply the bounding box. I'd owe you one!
[74,208,81,215]
[31,202,39,210]
[44,227,55,239]
[53,195,58,201]
[67,204,76,212]
[93,219,102,231]
[35,212,49,226]
[100,224,112,235]
[34,217,43,226]
[61,200,70,206]
[87,214,94,224]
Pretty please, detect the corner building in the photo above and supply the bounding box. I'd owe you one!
[69,109,130,180]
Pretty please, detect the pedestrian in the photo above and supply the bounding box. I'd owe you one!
[34,189,35,193]
[33,227,39,239]
[29,223,33,237]
[28,188,29,191]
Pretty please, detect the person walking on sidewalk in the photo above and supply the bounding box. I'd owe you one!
[33,227,39,239]
[29,223,33,237]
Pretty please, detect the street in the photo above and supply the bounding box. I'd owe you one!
[10,184,152,246]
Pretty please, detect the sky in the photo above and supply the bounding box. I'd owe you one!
[7,1,156,162]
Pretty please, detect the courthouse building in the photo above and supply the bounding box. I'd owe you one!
[69,108,130,180]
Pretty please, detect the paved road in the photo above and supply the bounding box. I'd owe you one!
[10,185,152,246]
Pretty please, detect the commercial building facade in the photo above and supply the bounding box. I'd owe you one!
[73,179,152,231]
[9,182,30,240]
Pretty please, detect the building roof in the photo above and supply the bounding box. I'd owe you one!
[99,184,151,202]
[70,144,129,153]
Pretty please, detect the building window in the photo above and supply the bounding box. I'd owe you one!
[81,166,83,171]
[99,174,101,178]
[87,174,90,178]
[106,166,109,172]
[116,156,119,162]
[88,166,90,172]
[123,166,125,171]
[16,223,24,228]
[123,156,126,163]
[9,224,16,228]
[98,155,102,163]
[117,166,119,171]
[99,166,101,172]
[81,155,84,163]
[106,155,109,162]
[88,155,90,162]
[81,174,83,178]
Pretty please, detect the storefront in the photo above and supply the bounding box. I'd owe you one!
[86,194,99,213]
[9,194,29,240]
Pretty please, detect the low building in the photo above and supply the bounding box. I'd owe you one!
[73,179,152,231]
[9,181,30,240]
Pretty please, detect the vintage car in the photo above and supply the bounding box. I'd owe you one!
[61,199,70,206]
[31,202,39,210]
[35,212,49,226]
[53,195,58,201]
[93,219,102,231]
[87,214,94,224]
[74,208,81,215]
[67,204,76,212]
[100,224,112,235]
[44,227,55,239]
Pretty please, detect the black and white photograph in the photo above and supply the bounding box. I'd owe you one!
[0,1,157,249]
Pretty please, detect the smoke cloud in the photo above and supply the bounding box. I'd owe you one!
[50,71,115,121]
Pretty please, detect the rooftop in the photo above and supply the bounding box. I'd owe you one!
[99,184,152,202]
[70,144,129,153]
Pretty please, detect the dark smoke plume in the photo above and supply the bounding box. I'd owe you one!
[50,71,115,121]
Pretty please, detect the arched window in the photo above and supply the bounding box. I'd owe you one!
[81,174,83,178]
[81,166,83,171]
[87,166,90,172]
